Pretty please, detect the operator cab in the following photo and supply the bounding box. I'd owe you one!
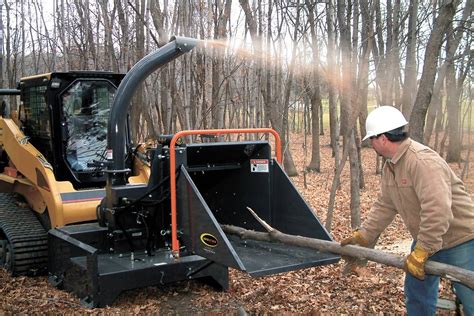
[18,72,125,189]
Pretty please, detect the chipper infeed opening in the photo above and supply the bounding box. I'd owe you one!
[173,129,340,276]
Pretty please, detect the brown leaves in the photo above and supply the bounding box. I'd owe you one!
[1,132,467,313]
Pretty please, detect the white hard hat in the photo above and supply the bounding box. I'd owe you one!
[363,106,408,141]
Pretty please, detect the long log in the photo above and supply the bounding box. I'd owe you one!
[221,224,474,289]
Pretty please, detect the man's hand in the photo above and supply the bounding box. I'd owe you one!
[404,245,430,280]
[340,230,370,275]
[340,230,369,247]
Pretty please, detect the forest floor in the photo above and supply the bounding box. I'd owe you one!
[1,132,471,314]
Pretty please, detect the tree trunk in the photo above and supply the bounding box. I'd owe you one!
[279,1,301,177]
[401,0,418,118]
[306,0,322,173]
[444,1,472,161]
[424,63,446,145]
[326,0,339,161]
[211,0,232,131]
[337,0,353,138]
[445,59,461,162]
[372,0,388,105]
[349,131,361,228]
[358,0,372,148]
[409,0,459,143]
[239,0,276,132]
[337,0,361,229]
[222,224,474,289]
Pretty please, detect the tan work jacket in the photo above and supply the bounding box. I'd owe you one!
[361,138,474,254]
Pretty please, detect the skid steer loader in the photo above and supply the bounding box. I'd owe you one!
[0,36,339,307]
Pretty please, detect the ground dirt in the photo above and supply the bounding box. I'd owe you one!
[1,132,471,314]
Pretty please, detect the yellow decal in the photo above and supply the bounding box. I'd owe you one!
[200,233,218,248]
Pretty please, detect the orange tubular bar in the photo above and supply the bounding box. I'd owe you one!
[169,128,282,256]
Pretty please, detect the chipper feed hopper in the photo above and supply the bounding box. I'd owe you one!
[0,36,339,307]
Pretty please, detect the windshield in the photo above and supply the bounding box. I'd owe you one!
[61,80,115,172]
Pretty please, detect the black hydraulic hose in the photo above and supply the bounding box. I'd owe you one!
[144,217,153,256]
[115,212,135,254]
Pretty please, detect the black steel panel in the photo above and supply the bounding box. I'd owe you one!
[227,235,339,276]
[185,141,271,167]
[180,142,339,275]
[185,142,273,231]
[60,189,106,204]
[178,167,245,271]
[48,226,228,307]
[271,162,335,241]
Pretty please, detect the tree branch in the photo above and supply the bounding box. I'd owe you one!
[222,211,474,289]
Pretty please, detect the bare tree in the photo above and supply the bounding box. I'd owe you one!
[326,0,340,164]
[409,0,460,142]
[337,0,361,229]
[357,0,373,149]
[401,0,418,118]
[305,0,322,172]
[445,2,472,161]
[239,0,298,175]
[211,0,232,131]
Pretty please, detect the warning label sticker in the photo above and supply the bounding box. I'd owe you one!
[250,159,269,173]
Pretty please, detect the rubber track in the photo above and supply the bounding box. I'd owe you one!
[0,193,48,276]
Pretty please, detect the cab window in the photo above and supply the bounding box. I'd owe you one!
[61,80,115,172]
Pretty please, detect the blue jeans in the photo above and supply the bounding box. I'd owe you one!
[405,239,474,316]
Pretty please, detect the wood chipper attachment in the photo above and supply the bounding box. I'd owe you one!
[46,36,338,307]
[48,129,339,307]
[173,129,339,276]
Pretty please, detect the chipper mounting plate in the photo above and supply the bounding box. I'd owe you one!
[48,224,228,308]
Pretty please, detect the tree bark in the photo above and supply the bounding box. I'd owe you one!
[326,0,339,161]
[401,0,418,118]
[445,57,461,162]
[279,1,301,177]
[349,131,361,228]
[358,0,372,148]
[336,0,361,230]
[444,1,472,161]
[424,63,446,145]
[409,0,459,142]
[222,224,474,289]
[306,0,322,173]
[211,0,232,131]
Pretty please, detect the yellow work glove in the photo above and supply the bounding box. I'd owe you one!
[340,230,369,247]
[340,230,371,275]
[404,245,430,280]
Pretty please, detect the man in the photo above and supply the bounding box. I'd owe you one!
[341,105,474,315]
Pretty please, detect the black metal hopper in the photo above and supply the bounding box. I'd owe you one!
[178,140,339,276]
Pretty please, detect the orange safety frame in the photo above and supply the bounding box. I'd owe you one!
[169,128,282,256]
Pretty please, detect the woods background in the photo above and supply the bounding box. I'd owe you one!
[0,0,472,230]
